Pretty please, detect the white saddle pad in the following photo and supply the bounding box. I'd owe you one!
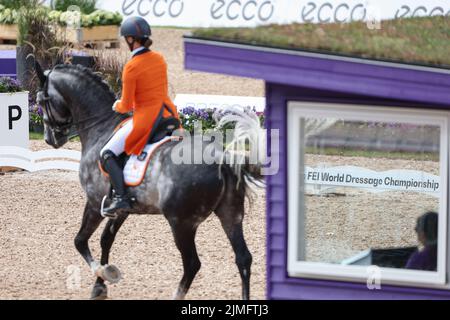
[123,136,177,187]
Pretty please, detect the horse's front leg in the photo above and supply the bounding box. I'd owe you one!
[74,202,104,294]
[91,213,129,300]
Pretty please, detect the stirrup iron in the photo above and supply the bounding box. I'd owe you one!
[100,195,118,220]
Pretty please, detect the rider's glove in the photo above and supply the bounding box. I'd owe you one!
[112,100,121,112]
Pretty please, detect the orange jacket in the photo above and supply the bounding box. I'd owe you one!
[115,50,180,155]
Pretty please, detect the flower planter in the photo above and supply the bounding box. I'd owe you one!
[0,23,119,46]
[0,24,18,41]
[59,25,120,43]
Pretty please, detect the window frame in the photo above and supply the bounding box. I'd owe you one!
[287,101,449,289]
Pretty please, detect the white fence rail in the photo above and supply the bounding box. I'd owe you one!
[0,147,81,172]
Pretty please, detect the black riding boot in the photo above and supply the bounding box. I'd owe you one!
[101,151,132,215]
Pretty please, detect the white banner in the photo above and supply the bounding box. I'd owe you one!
[0,92,29,149]
[305,166,441,196]
[90,0,449,27]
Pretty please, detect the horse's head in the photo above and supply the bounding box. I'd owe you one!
[35,61,73,149]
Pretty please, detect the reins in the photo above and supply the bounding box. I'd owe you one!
[42,68,121,139]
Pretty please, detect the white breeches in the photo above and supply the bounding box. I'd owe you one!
[100,120,134,156]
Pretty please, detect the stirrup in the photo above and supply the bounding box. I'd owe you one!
[100,195,136,219]
[101,195,118,219]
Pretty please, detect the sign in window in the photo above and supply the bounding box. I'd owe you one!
[288,102,448,288]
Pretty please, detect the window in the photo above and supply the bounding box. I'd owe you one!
[287,101,448,288]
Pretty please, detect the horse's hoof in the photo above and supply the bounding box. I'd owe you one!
[90,284,108,300]
[96,264,122,284]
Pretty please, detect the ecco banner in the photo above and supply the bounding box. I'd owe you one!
[77,0,450,27]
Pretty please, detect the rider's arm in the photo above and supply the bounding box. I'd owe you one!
[115,64,137,114]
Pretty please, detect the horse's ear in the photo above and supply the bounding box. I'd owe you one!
[34,60,46,88]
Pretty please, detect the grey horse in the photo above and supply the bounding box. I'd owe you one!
[35,63,264,300]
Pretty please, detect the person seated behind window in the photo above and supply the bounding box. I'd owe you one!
[405,211,438,271]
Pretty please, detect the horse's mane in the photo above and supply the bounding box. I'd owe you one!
[53,64,116,100]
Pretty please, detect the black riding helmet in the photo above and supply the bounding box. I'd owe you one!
[120,16,152,38]
[120,17,152,51]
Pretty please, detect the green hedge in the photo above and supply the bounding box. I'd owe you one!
[193,16,450,68]
[52,0,97,14]
[0,5,122,27]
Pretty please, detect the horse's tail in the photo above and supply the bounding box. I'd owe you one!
[214,107,266,193]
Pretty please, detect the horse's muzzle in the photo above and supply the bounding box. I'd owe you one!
[44,125,68,149]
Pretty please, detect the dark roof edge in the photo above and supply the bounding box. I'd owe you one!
[184,36,450,76]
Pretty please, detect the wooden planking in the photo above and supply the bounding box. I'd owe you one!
[269,185,284,202]
[269,250,284,267]
[270,234,285,250]
[269,217,284,235]
[269,281,450,300]
[267,173,284,186]
[0,49,16,76]
[1,24,119,45]
[270,266,287,282]
[269,118,285,129]
[80,25,119,42]
[0,24,18,40]
[269,202,284,218]
[61,25,119,43]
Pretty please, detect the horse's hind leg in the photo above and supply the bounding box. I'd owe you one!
[215,194,253,300]
[169,219,202,300]
[91,213,129,300]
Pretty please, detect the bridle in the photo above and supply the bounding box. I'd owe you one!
[42,69,73,137]
[41,68,122,141]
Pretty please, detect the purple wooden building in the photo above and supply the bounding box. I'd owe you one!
[184,36,450,299]
[0,50,16,78]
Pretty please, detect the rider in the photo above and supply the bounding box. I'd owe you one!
[100,16,180,215]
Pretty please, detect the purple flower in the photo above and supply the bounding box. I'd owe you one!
[194,109,210,121]
[13,78,20,86]
[0,76,22,93]
[181,106,196,116]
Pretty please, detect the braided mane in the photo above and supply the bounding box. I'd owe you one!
[53,64,116,100]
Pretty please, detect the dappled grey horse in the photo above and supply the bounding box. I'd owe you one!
[35,63,264,300]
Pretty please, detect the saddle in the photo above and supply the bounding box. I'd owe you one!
[101,104,181,187]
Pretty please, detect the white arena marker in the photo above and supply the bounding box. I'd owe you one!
[0,92,29,149]
[0,147,81,172]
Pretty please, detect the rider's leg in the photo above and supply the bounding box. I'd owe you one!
[101,120,134,157]
[101,151,129,199]
[100,120,134,214]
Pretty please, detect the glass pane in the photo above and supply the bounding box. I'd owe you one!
[301,117,440,271]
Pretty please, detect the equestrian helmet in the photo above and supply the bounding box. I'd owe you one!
[120,16,151,38]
